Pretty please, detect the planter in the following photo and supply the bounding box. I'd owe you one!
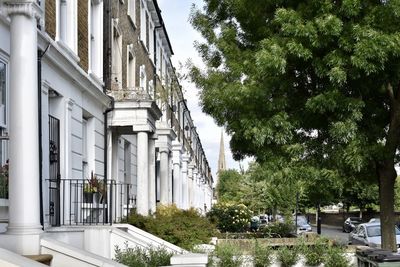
[93,192,101,204]
[83,192,93,203]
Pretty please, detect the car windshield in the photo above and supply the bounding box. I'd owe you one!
[297,216,308,225]
[366,225,400,237]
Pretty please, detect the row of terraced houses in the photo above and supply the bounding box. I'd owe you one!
[0,0,212,266]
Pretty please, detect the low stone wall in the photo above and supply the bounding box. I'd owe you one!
[306,211,400,227]
[217,234,319,253]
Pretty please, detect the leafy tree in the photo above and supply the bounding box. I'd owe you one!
[341,178,379,215]
[246,162,301,215]
[190,0,400,250]
[216,169,248,202]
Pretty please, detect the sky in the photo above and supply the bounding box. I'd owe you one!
[157,0,250,178]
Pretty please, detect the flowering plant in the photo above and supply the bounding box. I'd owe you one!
[207,202,252,232]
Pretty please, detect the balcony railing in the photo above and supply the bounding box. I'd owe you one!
[108,86,152,101]
[47,179,135,226]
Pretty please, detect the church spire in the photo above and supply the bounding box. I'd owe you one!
[217,130,226,173]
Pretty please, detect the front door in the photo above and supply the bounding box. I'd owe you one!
[49,115,60,226]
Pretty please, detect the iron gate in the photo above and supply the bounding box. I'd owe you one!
[49,115,60,226]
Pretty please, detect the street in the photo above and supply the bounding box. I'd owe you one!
[311,225,349,245]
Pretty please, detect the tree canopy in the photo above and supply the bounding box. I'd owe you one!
[190,0,400,250]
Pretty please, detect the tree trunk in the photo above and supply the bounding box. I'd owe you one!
[378,83,400,251]
[378,166,397,251]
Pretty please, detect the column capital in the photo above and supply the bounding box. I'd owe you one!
[172,141,182,165]
[149,133,158,140]
[159,147,170,154]
[172,140,182,151]
[188,162,195,169]
[66,98,75,111]
[182,154,190,163]
[4,1,42,20]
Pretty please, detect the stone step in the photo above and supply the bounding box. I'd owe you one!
[24,254,53,266]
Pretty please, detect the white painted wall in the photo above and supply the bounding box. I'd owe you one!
[41,225,185,266]
[40,237,126,267]
[0,247,47,267]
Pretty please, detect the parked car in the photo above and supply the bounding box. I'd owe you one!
[259,214,268,224]
[343,217,363,233]
[295,215,312,235]
[369,218,380,223]
[348,222,400,248]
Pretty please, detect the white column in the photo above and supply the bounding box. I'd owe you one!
[172,142,181,207]
[187,164,194,208]
[202,181,206,214]
[4,1,43,254]
[159,149,169,204]
[193,168,198,209]
[62,99,74,224]
[168,155,173,203]
[181,154,189,209]
[148,135,156,214]
[137,132,149,215]
[172,162,180,206]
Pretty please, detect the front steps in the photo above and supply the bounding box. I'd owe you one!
[24,254,53,266]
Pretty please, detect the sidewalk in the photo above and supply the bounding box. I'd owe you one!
[311,223,342,230]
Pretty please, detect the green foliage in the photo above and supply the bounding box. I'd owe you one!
[114,244,173,267]
[126,205,217,250]
[276,246,300,267]
[299,237,328,266]
[324,246,350,267]
[213,243,243,267]
[189,0,400,249]
[262,222,295,238]
[246,162,302,214]
[253,240,272,267]
[207,202,252,233]
[216,169,247,203]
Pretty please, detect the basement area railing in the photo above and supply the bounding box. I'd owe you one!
[47,179,136,226]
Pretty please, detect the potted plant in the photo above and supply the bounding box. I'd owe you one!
[83,171,98,203]
[83,171,106,203]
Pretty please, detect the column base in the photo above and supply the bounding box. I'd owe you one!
[0,230,42,255]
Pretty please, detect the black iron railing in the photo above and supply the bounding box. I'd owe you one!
[47,179,135,226]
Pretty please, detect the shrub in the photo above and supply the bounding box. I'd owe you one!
[262,221,295,237]
[300,237,327,266]
[207,202,252,233]
[324,246,350,267]
[277,246,299,267]
[126,205,217,250]
[213,243,243,267]
[253,240,272,267]
[114,244,173,267]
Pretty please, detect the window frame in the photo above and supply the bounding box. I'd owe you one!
[127,0,136,27]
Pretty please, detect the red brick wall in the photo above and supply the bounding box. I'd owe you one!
[78,0,89,71]
[45,0,56,40]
